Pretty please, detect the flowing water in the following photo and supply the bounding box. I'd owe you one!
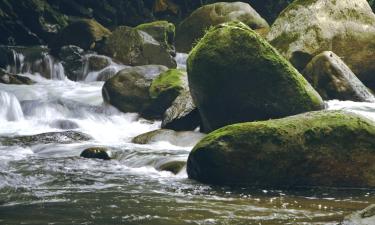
[0,50,374,225]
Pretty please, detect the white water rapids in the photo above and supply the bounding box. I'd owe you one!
[0,49,374,225]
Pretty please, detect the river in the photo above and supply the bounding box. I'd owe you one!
[0,50,374,225]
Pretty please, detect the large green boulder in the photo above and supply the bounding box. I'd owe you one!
[187,21,324,132]
[99,26,176,68]
[303,51,375,102]
[188,111,375,187]
[175,2,269,53]
[267,0,375,89]
[50,19,111,51]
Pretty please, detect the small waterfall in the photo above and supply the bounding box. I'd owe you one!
[3,46,66,80]
[81,54,126,82]
[0,91,24,121]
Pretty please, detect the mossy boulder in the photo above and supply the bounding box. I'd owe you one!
[188,110,375,187]
[99,26,176,68]
[267,0,375,89]
[175,2,269,53]
[132,129,205,147]
[303,51,375,102]
[80,147,111,160]
[187,21,324,132]
[341,204,375,225]
[50,19,111,51]
[136,20,176,56]
[102,65,169,119]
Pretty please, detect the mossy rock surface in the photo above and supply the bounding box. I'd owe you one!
[267,0,375,89]
[187,21,324,132]
[80,147,111,160]
[136,20,176,55]
[303,51,375,102]
[188,110,375,188]
[99,26,176,68]
[0,68,34,85]
[50,19,111,51]
[175,2,269,53]
[157,160,186,174]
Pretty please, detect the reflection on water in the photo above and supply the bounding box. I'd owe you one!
[0,52,374,225]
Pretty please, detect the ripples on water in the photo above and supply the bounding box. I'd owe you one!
[0,51,374,225]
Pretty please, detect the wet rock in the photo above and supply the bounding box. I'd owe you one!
[50,119,79,130]
[175,2,269,53]
[156,160,186,174]
[58,45,85,81]
[102,65,168,119]
[341,204,375,225]
[136,20,176,56]
[0,68,34,85]
[267,0,375,89]
[132,129,205,147]
[188,111,375,187]
[80,147,111,160]
[0,131,91,147]
[162,90,201,131]
[303,51,375,102]
[148,69,187,118]
[99,26,176,68]
[188,21,324,132]
[86,54,111,72]
[50,19,111,51]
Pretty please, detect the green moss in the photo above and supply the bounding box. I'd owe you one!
[189,110,375,187]
[136,20,175,47]
[149,69,185,99]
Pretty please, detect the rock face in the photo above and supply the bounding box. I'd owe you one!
[102,65,168,119]
[156,160,186,174]
[187,111,375,187]
[99,26,176,68]
[132,129,205,147]
[162,90,201,131]
[58,45,85,81]
[341,204,375,225]
[50,19,111,51]
[267,0,375,89]
[303,51,375,102]
[175,2,269,53]
[187,21,324,132]
[80,147,111,160]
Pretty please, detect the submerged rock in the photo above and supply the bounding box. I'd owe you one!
[99,26,176,68]
[80,147,111,160]
[267,0,375,89]
[341,204,375,225]
[187,21,324,132]
[0,68,34,85]
[132,129,205,147]
[187,111,375,187]
[175,2,269,53]
[156,160,186,174]
[0,131,91,146]
[50,19,111,51]
[50,119,79,130]
[303,51,375,102]
[102,65,168,119]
